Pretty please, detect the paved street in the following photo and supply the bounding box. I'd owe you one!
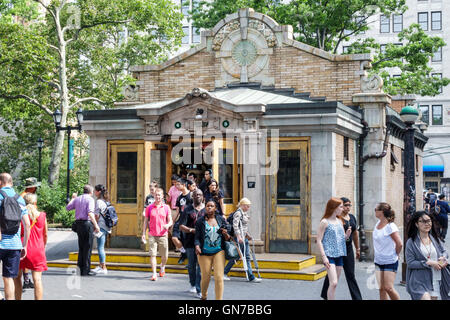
[1,229,449,300]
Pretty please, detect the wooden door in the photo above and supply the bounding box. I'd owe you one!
[212,138,239,216]
[109,142,144,237]
[268,138,310,253]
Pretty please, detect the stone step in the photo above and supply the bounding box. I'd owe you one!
[47,259,327,281]
[68,250,317,271]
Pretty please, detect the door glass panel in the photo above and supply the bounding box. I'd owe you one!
[117,152,137,204]
[151,149,166,193]
[218,147,233,204]
[277,150,300,205]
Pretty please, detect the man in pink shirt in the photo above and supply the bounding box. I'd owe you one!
[142,188,172,281]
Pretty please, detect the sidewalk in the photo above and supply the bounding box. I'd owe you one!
[1,229,448,300]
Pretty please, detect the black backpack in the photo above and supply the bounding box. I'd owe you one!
[100,201,118,228]
[226,209,242,237]
[0,189,22,235]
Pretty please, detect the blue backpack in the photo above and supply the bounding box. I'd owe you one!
[100,201,118,228]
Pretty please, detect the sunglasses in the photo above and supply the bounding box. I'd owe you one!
[418,219,432,225]
[344,204,352,207]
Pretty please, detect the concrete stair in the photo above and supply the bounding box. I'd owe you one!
[47,249,327,281]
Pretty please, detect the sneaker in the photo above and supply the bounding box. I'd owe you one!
[189,286,197,293]
[150,274,157,281]
[96,268,108,275]
[23,280,34,289]
[93,266,102,273]
[178,253,187,264]
[195,292,202,299]
[223,275,230,281]
[159,270,165,277]
[249,277,262,283]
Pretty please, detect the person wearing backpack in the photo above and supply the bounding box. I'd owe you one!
[426,189,438,213]
[223,198,261,283]
[93,184,111,275]
[436,194,450,242]
[0,173,30,300]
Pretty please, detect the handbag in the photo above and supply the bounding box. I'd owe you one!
[224,240,240,260]
[71,221,77,233]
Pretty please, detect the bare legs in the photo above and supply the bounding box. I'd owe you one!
[326,264,343,300]
[376,270,400,300]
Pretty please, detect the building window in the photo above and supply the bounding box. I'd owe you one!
[393,14,403,32]
[192,26,200,43]
[181,0,190,16]
[344,136,349,162]
[432,105,443,125]
[380,15,390,33]
[356,16,366,34]
[182,26,189,44]
[432,73,443,93]
[418,12,428,31]
[432,47,442,62]
[431,11,442,30]
[380,44,387,54]
[420,105,430,124]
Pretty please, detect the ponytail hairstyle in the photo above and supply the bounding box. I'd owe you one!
[94,184,109,201]
[376,202,395,223]
[321,197,345,225]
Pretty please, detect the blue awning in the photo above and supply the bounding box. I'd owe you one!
[423,165,444,172]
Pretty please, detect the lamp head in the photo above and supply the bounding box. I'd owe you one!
[400,105,419,126]
[76,108,83,128]
[37,137,44,149]
[53,109,62,129]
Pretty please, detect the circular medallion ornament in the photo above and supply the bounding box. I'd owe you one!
[232,40,257,66]
[222,120,230,128]
[174,121,182,129]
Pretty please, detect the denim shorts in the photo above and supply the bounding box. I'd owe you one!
[327,256,344,267]
[375,260,399,272]
[0,249,22,278]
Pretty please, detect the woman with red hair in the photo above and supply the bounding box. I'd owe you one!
[317,197,352,300]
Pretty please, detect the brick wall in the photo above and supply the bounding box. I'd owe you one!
[135,45,362,106]
[334,134,356,204]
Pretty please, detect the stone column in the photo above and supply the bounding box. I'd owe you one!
[353,69,392,260]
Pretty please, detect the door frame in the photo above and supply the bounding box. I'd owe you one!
[107,140,145,239]
[265,137,311,253]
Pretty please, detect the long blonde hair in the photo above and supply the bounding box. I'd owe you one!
[23,193,40,221]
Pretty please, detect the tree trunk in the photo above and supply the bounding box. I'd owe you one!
[47,6,70,186]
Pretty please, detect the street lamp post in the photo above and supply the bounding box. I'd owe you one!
[37,138,44,182]
[399,105,419,284]
[52,108,83,204]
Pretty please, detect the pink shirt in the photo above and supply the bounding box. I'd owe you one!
[168,185,181,209]
[145,203,170,237]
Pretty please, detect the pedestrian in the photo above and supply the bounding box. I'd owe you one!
[373,202,402,300]
[320,197,362,300]
[405,210,450,300]
[317,197,352,300]
[20,177,41,290]
[187,172,197,184]
[172,178,192,264]
[187,179,197,193]
[194,200,231,300]
[179,188,206,298]
[66,185,101,276]
[435,194,449,242]
[426,188,438,213]
[204,179,225,216]
[92,184,111,275]
[14,192,48,300]
[223,198,261,283]
[0,173,30,300]
[141,188,173,281]
[198,169,212,194]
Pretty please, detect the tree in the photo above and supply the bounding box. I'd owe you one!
[0,0,183,185]
[190,0,448,97]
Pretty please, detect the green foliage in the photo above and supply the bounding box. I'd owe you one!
[190,0,448,97]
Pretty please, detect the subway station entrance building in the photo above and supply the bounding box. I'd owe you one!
[83,9,427,258]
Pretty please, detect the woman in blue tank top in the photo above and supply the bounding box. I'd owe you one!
[317,197,352,300]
